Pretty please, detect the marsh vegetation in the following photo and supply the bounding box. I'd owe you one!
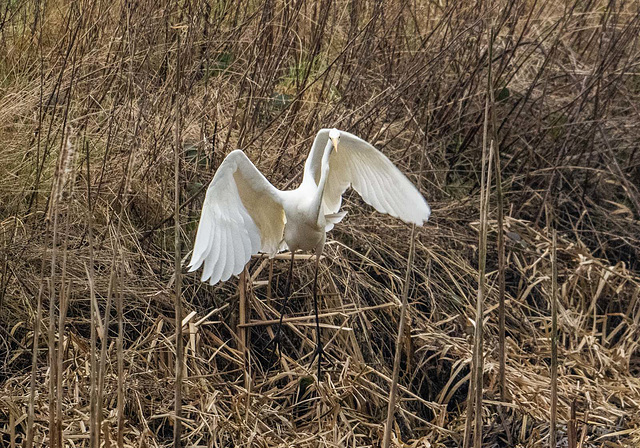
[1,0,640,446]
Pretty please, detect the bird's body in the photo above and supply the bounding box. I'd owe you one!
[279,187,325,252]
[189,128,430,284]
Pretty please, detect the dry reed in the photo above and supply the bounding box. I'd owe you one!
[1,1,640,447]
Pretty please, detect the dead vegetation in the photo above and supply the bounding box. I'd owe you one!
[1,0,640,446]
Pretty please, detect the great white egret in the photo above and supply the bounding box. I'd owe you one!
[188,128,430,376]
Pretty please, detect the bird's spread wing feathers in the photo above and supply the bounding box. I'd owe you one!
[308,129,431,226]
[188,150,285,285]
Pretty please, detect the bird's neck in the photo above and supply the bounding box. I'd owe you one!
[310,140,333,226]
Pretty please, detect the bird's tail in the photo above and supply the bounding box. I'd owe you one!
[324,211,347,231]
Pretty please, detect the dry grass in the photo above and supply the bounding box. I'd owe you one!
[1,0,640,446]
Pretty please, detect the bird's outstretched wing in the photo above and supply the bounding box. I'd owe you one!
[305,129,431,226]
[188,150,285,285]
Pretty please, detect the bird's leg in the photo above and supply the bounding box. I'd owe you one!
[267,251,295,370]
[310,246,324,380]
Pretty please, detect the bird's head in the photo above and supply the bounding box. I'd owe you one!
[329,128,340,153]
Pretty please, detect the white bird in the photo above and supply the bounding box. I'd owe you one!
[188,128,430,374]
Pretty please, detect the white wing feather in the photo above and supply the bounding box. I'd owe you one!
[188,150,285,285]
[305,129,431,226]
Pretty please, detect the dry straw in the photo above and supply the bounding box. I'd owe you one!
[1,0,640,447]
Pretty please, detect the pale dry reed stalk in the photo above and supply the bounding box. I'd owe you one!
[173,29,185,448]
[550,226,558,447]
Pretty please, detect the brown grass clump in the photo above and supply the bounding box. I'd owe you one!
[1,0,640,446]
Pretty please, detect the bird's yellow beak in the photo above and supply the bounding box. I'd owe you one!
[331,137,339,153]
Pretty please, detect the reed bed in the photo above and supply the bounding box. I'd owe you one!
[1,0,639,446]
